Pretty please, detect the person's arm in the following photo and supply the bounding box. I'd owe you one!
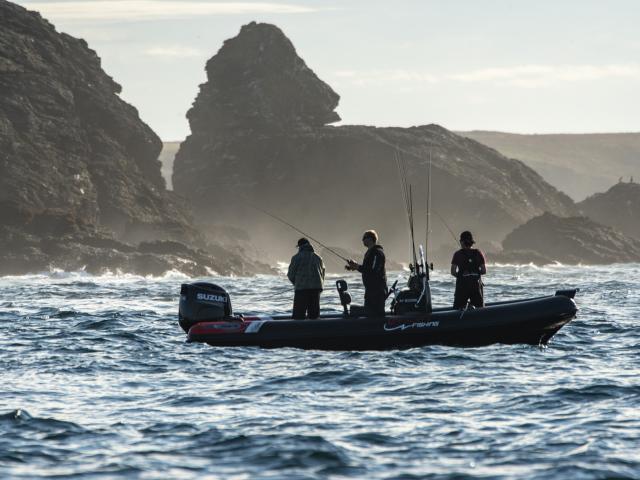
[371,250,385,275]
[345,259,360,271]
[357,252,372,273]
[287,256,297,284]
[450,252,459,278]
[479,251,487,275]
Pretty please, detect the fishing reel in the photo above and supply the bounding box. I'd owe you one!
[407,269,423,294]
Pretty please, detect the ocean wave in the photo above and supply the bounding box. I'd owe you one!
[1,266,639,479]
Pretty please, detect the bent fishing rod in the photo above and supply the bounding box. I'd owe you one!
[207,185,351,264]
[247,203,351,263]
[433,209,459,246]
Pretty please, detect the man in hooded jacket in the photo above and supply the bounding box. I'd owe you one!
[346,230,388,317]
[287,238,325,319]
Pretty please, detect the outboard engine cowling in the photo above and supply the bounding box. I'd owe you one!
[179,282,233,332]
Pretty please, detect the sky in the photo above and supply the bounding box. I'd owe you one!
[15,0,640,140]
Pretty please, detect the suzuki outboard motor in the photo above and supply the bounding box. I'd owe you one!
[179,282,233,333]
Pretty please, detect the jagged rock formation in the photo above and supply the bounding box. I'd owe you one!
[578,182,640,240]
[173,22,576,262]
[496,212,640,264]
[0,1,271,276]
[186,21,340,134]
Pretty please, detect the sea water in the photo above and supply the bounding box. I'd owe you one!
[1,264,639,479]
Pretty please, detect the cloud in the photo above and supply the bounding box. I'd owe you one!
[332,64,640,88]
[449,64,640,87]
[448,65,554,83]
[144,46,204,57]
[332,69,438,87]
[19,1,318,21]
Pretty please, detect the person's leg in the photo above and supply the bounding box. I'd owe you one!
[470,280,484,308]
[307,289,321,319]
[365,289,386,317]
[453,285,468,309]
[292,290,306,319]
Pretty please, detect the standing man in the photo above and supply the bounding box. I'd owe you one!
[346,230,388,317]
[450,231,486,309]
[287,238,325,319]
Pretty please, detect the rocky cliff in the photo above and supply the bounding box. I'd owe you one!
[173,22,575,263]
[0,1,270,276]
[577,182,640,240]
[496,212,640,264]
[459,130,640,201]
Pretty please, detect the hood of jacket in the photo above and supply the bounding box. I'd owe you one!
[299,243,315,253]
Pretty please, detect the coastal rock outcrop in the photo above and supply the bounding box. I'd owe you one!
[173,22,575,262]
[496,212,640,264]
[0,222,262,277]
[0,1,271,276]
[577,181,640,240]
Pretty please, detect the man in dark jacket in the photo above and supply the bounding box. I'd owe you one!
[346,230,388,317]
[450,230,487,309]
[287,238,325,319]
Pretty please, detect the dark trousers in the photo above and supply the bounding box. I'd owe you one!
[293,289,321,319]
[453,276,484,309]
[364,287,387,317]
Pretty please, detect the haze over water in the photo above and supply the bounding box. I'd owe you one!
[1,264,639,479]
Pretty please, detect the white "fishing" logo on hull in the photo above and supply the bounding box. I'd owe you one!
[384,320,439,332]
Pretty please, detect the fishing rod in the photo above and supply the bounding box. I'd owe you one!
[247,203,351,263]
[392,144,459,250]
[395,149,418,268]
[433,209,459,246]
[394,151,410,258]
[409,184,418,267]
[391,143,457,259]
[426,149,432,254]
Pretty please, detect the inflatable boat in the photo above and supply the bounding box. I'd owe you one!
[178,280,578,350]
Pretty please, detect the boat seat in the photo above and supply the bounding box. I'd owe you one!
[555,289,579,299]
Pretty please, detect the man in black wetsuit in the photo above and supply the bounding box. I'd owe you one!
[346,230,388,317]
[450,230,487,309]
